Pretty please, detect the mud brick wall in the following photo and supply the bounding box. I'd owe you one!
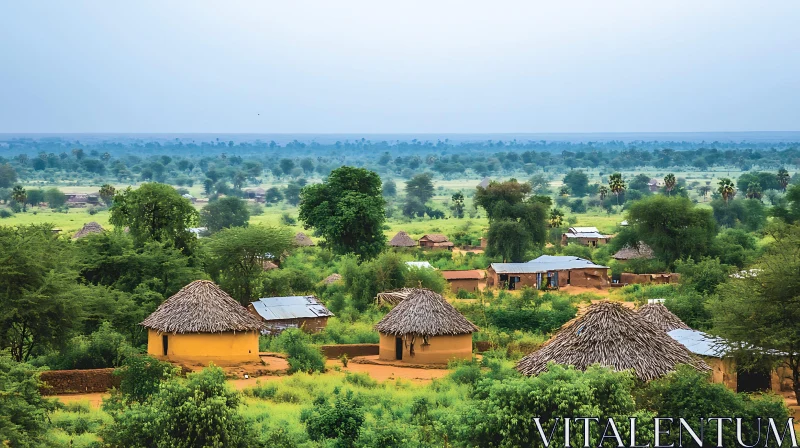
[320,344,379,359]
[40,368,120,395]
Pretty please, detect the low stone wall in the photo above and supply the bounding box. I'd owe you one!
[40,368,120,395]
[320,344,379,359]
[620,272,680,285]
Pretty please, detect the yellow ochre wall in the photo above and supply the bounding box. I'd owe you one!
[147,330,260,365]
[378,333,472,364]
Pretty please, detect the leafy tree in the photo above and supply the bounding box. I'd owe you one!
[110,183,199,253]
[710,228,758,268]
[0,225,81,361]
[608,172,626,205]
[203,226,294,304]
[717,177,736,204]
[710,198,766,231]
[23,189,44,207]
[474,179,532,220]
[265,186,283,203]
[451,192,465,218]
[405,173,435,203]
[299,166,387,260]
[11,185,26,211]
[301,388,364,447]
[284,182,302,206]
[562,170,589,196]
[341,252,407,311]
[485,220,533,262]
[548,208,564,228]
[663,173,676,195]
[0,354,56,447]
[529,173,551,195]
[0,163,17,188]
[674,257,731,295]
[99,183,116,205]
[778,167,790,192]
[43,187,66,208]
[279,158,296,175]
[199,196,250,232]
[625,195,717,266]
[272,328,327,374]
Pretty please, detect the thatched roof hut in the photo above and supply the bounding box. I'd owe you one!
[374,288,478,337]
[376,288,416,306]
[389,231,416,247]
[637,303,690,332]
[323,273,342,285]
[294,232,315,246]
[141,280,264,334]
[73,222,105,239]
[516,301,708,381]
[612,243,655,260]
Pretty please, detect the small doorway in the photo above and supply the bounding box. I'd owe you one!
[395,337,403,360]
[737,366,771,393]
[162,335,169,356]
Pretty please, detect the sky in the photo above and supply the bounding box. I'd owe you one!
[1,1,799,134]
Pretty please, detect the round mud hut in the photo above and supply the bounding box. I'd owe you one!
[637,302,690,332]
[294,232,315,247]
[374,288,478,364]
[72,222,105,239]
[140,280,265,365]
[516,301,708,381]
[389,231,417,248]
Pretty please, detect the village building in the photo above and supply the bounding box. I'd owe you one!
[389,231,417,248]
[294,232,315,247]
[477,177,491,188]
[418,234,454,250]
[374,288,478,364]
[639,303,788,393]
[248,295,333,334]
[376,288,415,306]
[322,273,342,285]
[561,226,612,247]
[648,178,662,192]
[440,270,484,293]
[140,280,264,365]
[243,187,266,203]
[72,222,105,239]
[612,242,655,261]
[516,301,709,381]
[65,192,101,208]
[181,193,196,203]
[487,255,610,290]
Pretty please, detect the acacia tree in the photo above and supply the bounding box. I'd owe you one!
[663,173,676,196]
[203,226,294,304]
[711,223,800,404]
[298,166,386,259]
[199,196,250,233]
[110,183,198,253]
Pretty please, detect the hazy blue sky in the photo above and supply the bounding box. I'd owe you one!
[1,1,799,133]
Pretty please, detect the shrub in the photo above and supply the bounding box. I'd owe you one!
[280,212,297,226]
[0,354,56,447]
[301,389,365,447]
[0,208,13,218]
[113,354,176,404]
[34,322,132,370]
[272,328,326,374]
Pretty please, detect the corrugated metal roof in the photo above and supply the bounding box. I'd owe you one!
[491,256,608,274]
[406,261,434,269]
[569,227,600,233]
[440,270,484,280]
[565,232,607,239]
[250,296,334,321]
[668,329,728,358]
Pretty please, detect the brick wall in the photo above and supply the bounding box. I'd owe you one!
[39,368,120,395]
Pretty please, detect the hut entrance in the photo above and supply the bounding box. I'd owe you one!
[737,366,771,393]
[395,337,403,360]
[162,335,169,356]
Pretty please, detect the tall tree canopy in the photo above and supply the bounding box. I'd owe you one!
[622,195,717,266]
[476,180,547,262]
[298,166,386,260]
[404,173,435,203]
[110,183,199,253]
[562,170,589,197]
[199,196,250,233]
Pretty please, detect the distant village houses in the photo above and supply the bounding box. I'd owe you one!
[561,227,611,247]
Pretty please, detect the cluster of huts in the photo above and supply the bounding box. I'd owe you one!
[139,279,787,394]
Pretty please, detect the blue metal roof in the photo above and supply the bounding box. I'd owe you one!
[668,329,728,358]
[250,296,334,321]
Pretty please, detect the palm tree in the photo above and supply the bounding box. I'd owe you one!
[11,185,27,211]
[663,173,676,196]
[549,209,564,228]
[778,168,790,192]
[746,182,762,201]
[718,178,736,204]
[598,185,609,200]
[608,173,626,205]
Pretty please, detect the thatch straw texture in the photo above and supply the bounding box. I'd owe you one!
[73,222,105,239]
[323,273,342,285]
[420,234,450,243]
[637,303,690,332]
[612,243,655,260]
[389,231,416,247]
[294,232,315,246]
[376,288,416,306]
[141,280,265,333]
[374,288,478,337]
[516,301,708,381]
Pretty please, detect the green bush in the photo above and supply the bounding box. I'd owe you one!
[0,208,13,218]
[34,322,132,370]
[0,354,56,447]
[113,354,176,404]
[272,328,327,374]
[301,388,365,447]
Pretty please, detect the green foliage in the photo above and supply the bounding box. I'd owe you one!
[709,227,759,268]
[102,365,256,448]
[675,257,731,295]
[342,252,406,311]
[299,166,387,259]
[279,212,297,226]
[113,354,176,404]
[203,225,294,304]
[0,353,56,447]
[199,196,250,232]
[562,170,590,196]
[0,163,17,188]
[109,183,199,253]
[405,172,435,203]
[477,180,547,262]
[33,322,132,370]
[711,198,766,231]
[301,388,365,447]
[271,328,327,374]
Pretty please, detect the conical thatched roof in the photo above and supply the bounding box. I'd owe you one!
[516,301,708,381]
[140,280,265,334]
[374,288,478,337]
[323,273,342,285]
[294,232,315,246]
[637,303,690,332]
[389,231,416,247]
[73,222,105,239]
